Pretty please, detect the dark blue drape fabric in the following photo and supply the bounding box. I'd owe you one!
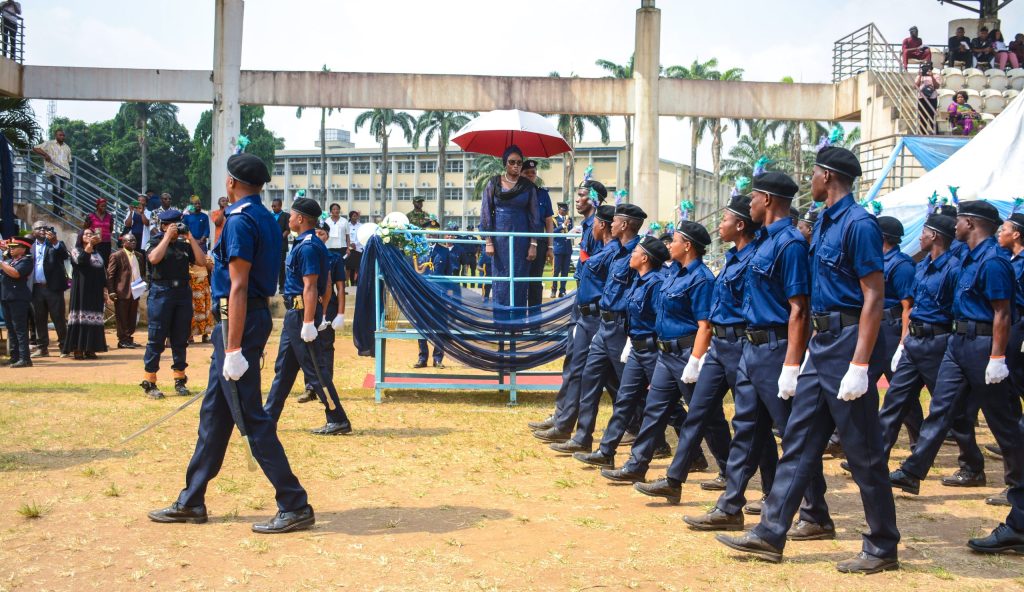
[353,236,575,372]
[0,138,16,239]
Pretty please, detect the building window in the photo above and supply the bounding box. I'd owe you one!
[332,163,348,175]
[272,165,284,176]
[420,161,437,173]
[444,188,462,200]
[311,166,322,176]
[353,162,371,174]
[444,160,464,173]
[397,161,416,174]
[353,189,370,201]
[418,189,437,201]
[329,189,348,202]
[375,162,392,174]
[291,165,307,176]
[396,188,414,201]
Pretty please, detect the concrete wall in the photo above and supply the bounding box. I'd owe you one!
[0,58,21,97]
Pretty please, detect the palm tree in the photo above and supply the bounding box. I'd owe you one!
[413,111,475,226]
[124,102,178,192]
[548,72,611,197]
[707,67,745,208]
[595,55,635,192]
[720,119,789,182]
[0,98,42,150]
[296,64,334,206]
[665,58,719,205]
[354,108,416,213]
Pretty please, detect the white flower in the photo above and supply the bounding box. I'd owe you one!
[382,236,391,244]
[379,228,391,237]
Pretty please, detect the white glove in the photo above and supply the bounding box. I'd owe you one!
[890,344,904,373]
[317,319,330,332]
[300,321,317,342]
[332,314,345,330]
[777,364,800,400]
[620,340,633,364]
[985,356,1009,384]
[1020,338,1024,353]
[222,349,249,381]
[681,355,702,383]
[836,363,869,401]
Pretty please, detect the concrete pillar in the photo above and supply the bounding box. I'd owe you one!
[632,0,660,223]
[211,0,244,207]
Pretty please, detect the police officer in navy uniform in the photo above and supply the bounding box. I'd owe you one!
[533,204,618,442]
[150,153,314,534]
[263,197,352,436]
[718,147,900,574]
[141,208,206,399]
[890,200,1024,554]
[1,237,34,367]
[414,219,451,368]
[297,222,347,404]
[550,202,573,298]
[573,235,668,469]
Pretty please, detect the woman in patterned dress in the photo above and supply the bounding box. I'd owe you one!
[62,228,109,359]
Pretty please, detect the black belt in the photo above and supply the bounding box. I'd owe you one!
[954,320,993,337]
[745,325,788,346]
[578,302,601,317]
[907,321,952,338]
[713,323,747,341]
[883,305,903,324]
[811,311,860,332]
[152,279,187,288]
[657,334,696,353]
[600,310,624,322]
[213,296,269,321]
[631,336,658,353]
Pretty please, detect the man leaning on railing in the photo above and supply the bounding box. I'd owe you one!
[0,0,19,61]
[32,130,72,218]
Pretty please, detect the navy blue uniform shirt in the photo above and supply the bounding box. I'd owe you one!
[552,215,574,255]
[1,255,33,301]
[212,195,283,300]
[147,233,196,281]
[626,268,663,339]
[953,236,1015,322]
[424,244,452,277]
[710,241,756,326]
[655,259,714,340]
[909,250,960,325]
[284,229,328,297]
[579,214,598,262]
[742,218,809,328]
[1011,253,1024,312]
[949,239,968,262]
[809,193,884,313]
[576,240,616,306]
[883,246,916,309]
[537,188,554,222]
[599,236,641,313]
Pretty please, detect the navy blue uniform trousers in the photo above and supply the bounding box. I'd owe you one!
[598,347,660,457]
[417,339,443,364]
[550,310,577,420]
[264,307,350,427]
[553,254,572,295]
[880,316,924,443]
[144,284,193,373]
[900,331,1024,531]
[572,319,629,447]
[178,308,308,512]
[753,319,899,558]
[2,300,30,363]
[715,336,831,524]
[555,313,619,435]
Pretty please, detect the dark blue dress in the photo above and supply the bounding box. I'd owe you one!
[479,176,541,308]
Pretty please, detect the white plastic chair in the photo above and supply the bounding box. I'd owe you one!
[964,68,987,90]
[982,89,1006,113]
[985,69,1009,91]
[965,88,983,110]
[941,67,965,89]
[980,112,996,123]
[1008,68,1024,91]
[1004,89,1020,102]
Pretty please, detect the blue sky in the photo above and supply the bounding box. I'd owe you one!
[24,0,1024,170]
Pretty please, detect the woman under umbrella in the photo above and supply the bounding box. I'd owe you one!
[63,228,109,359]
[479,145,541,312]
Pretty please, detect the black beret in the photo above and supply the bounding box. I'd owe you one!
[557,202,569,210]
[158,208,183,222]
[752,172,799,199]
[725,194,754,222]
[877,216,905,241]
[522,159,538,170]
[595,204,616,223]
[1009,213,1024,230]
[291,198,322,220]
[936,205,958,217]
[815,147,862,179]
[677,220,711,248]
[800,207,819,224]
[638,235,670,266]
[958,200,1002,226]
[923,214,956,238]
[615,203,647,221]
[413,196,425,203]
[227,153,271,186]
[790,207,800,223]
[580,180,608,201]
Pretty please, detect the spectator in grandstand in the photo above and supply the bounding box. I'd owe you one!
[1011,33,1024,68]
[947,90,982,136]
[991,29,1020,70]
[915,62,942,134]
[971,27,994,68]
[946,26,973,67]
[901,26,932,69]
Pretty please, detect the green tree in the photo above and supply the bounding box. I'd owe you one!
[48,116,113,170]
[665,58,720,205]
[595,56,635,192]
[0,98,42,150]
[120,102,179,192]
[104,106,193,202]
[296,65,334,206]
[188,105,284,202]
[548,72,611,198]
[413,110,475,226]
[353,108,416,213]
[720,119,789,182]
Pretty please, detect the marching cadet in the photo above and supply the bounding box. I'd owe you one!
[532,204,618,442]
[717,147,900,574]
[599,220,726,483]
[150,153,314,533]
[297,223,346,404]
[1,236,34,367]
[572,235,669,469]
[415,219,450,369]
[890,201,1024,554]
[631,195,772,503]
[263,197,352,436]
[548,204,645,455]
[141,208,206,399]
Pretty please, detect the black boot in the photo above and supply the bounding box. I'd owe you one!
[174,378,191,396]
[140,380,165,400]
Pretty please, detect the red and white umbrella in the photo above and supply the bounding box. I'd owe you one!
[452,109,572,158]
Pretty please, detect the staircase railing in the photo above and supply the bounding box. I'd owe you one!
[833,23,926,136]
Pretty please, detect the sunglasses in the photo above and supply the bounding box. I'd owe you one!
[506,159,523,166]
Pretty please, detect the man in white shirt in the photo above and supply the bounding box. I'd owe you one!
[346,210,364,286]
[32,129,72,217]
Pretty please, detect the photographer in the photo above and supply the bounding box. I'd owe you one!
[915,63,942,134]
[141,209,205,399]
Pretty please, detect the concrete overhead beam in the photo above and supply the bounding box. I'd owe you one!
[22,66,213,103]
[659,78,840,121]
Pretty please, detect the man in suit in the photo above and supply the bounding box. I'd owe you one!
[271,198,290,294]
[29,220,69,358]
[107,231,147,349]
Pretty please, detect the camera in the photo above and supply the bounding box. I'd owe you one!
[920,62,933,74]
[175,222,189,236]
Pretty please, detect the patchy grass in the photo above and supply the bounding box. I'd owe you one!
[17,500,47,519]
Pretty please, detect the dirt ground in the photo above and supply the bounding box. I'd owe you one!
[1,317,1023,591]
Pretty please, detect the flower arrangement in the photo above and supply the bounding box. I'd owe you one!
[376,222,431,259]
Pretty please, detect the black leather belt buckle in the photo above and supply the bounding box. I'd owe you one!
[600,311,619,322]
[631,337,657,353]
[713,324,747,341]
[579,303,600,317]
[811,314,830,332]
